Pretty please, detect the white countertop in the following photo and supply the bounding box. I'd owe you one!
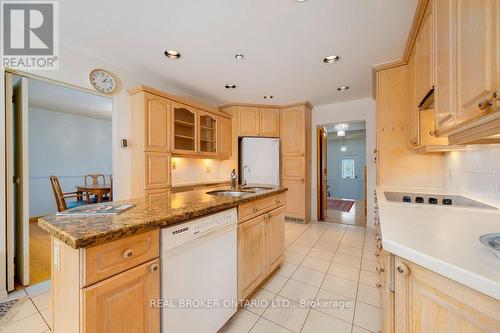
[376,186,500,300]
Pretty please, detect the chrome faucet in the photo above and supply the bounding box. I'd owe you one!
[242,165,251,187]
[231,169,237,190]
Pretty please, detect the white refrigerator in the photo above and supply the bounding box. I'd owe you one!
[239,137,280,186]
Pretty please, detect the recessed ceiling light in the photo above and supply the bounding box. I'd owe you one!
[264,95,274,99]
[295,0,309,2]
[164,49,181,59]
[235,54,244,60]
[337,86,350,92]
[225,84,237,89]
[324,55,340,63]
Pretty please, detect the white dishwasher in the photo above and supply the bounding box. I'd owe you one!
[160,208,237,333]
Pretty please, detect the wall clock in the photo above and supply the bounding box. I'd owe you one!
[89,69,118,94]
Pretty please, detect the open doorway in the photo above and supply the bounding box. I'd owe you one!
[317,121,367,226]
[5,73,113,289]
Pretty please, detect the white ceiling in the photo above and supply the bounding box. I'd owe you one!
[59,0,417,106]
[28,79,112,120]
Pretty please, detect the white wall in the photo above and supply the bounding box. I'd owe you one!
[29,107,112,217]
[311,98,376,227]
[444,146,500,205]
[328,135,366,200]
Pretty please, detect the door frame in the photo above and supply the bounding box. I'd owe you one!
[316,126,328,221]
[2,68,114,294]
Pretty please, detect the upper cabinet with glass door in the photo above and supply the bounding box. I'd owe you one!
[198,111,217,156]
[172,102,197,155]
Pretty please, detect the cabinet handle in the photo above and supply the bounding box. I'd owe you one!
[376,265,385,273]
[150,263,159,272]
[253,207,259,213]
[478,99,493,111]
[123,249,134,259]
[375,282,382,289]
[397,263,410,276]
[276,199,281,205]
[493,89,500,100]
[375,235,381,242]
[374,252,380,257]
[429,129,436,136]
[376,242,383,251]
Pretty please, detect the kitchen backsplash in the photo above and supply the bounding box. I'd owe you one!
[444,145,500,204]
[171,157,235,186]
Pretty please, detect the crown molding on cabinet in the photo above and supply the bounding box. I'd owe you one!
[128,85,232,118]
[218,101,313,110]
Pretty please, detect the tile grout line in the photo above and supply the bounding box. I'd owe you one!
[298,224,347,333]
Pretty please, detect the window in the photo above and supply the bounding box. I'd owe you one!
[341,158,355,179]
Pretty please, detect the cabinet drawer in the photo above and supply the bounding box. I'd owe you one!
[82,230,159,287]
[238,194,285,223]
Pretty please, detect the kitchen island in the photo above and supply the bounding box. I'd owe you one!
[39,186,287,333]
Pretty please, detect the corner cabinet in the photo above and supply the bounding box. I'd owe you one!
[198,110,217,156]
[238,194,285,300]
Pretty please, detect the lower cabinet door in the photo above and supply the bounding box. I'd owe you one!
[82,259,160,333]
[394,257,500,333]
[282,181,305,220]
[238,215,267,300]
[266,207,285,274]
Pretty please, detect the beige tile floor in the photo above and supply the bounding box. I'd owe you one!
[0,280,51,332]
[0,221,379,333]
[220,221,380,333]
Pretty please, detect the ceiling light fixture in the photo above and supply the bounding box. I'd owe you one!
[323,55,340,63]
[295,0,309,2]
[337,86,350,92]
[164,49,181,59]
[334,123,349,137]
[225,84,237,89]
[235,54,244,60]
[264,95,274,99]
[341,145,347,152]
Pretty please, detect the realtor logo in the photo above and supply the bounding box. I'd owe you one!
[1,1,59,69]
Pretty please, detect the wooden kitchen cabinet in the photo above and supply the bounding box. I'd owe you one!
[217,115,232,159]
[266,207,285,273]
[238,106,260,136]
[143,93,171,153]
[82,259,160,333]
[144,152,171,190]
[394,257,500,333]
[237,214,267,300]
[172,102,198,155]
[414,0,434,106]
[198,110,217,156]
[281,106,306,156]
[238,194,285,300]
[280,104,311,222]
[433,0,456,133]
[454,0,498,126]
[260,107,280,137]
[407,50,419,148]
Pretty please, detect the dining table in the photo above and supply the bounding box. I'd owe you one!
[75,184,111,204]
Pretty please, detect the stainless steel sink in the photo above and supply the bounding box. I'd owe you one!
[242,186,273,191]
[206,190,255,197]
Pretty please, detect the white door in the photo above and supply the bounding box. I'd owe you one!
[6,74,30,288]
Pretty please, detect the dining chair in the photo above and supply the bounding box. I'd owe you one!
[50,176,89,212]
[84,174,106,186]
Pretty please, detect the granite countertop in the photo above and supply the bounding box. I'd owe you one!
[376,186,500,300]
[39,186,287,249]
